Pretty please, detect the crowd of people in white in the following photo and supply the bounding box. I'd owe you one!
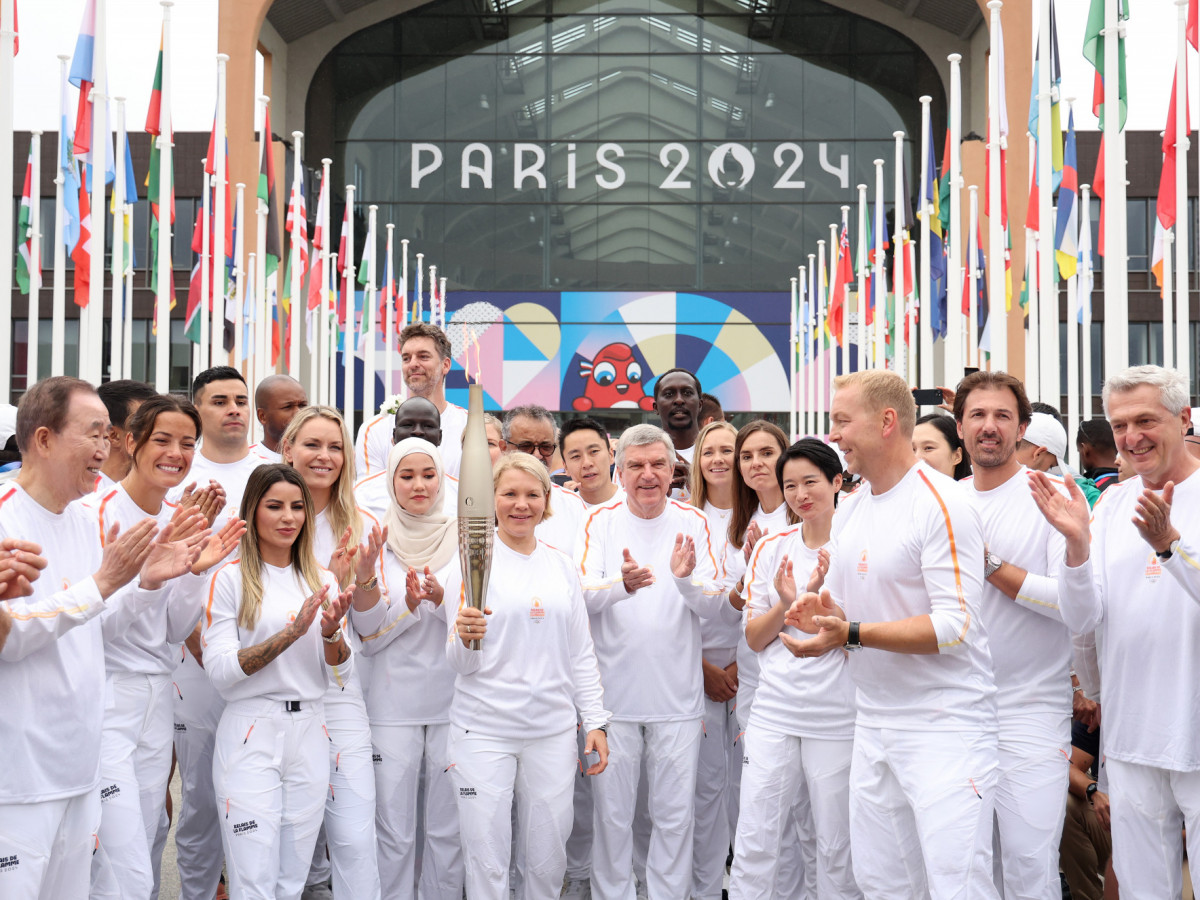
[0,319,1196,900]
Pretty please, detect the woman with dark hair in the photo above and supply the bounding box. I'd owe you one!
[729,439,860,898]
[87,395,244,899]
[202,464,355,899]
[913,412,972,480]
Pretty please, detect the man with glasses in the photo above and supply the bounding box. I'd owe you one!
[504,406,586,553]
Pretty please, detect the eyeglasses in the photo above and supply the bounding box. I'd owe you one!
[516,441,556,457]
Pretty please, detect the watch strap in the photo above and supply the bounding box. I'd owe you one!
[844,621,862,650]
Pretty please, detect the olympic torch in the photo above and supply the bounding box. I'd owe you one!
[457,383,494,651]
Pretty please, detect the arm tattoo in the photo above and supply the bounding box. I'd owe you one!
[325,637,350,666]
[237,625,297,676]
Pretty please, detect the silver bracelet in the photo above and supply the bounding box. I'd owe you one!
[323,628,343,644]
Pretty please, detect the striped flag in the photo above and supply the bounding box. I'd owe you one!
[145,28,174,302]
[280,179,309,362]
[69,0,96,163]
[72,177,92,308]
[1084,0,1128,131]
[1054,109,1079,280]
[185,203,206,343]
[258,105,282,276]
[15,143,37,295]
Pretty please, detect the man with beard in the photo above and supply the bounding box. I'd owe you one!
[356,324,467,479]
[355,396,456,522]
[953,371,1072,900]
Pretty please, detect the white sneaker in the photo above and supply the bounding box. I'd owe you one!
[562,878,591,899]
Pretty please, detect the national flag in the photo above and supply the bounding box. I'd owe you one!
[241,260,256,360]
[1151,220,1167,295]
[12,0,17,56]
[1189,0,1198,50]
[1156,64,1190,231]
[185,203,206,343]
[15,143,37,295]
[973,227,990,351]
[1083,0,1128,131]
[205,116,234,307]
[110,128,138,312]
[308,171,328,312]
[921,115,948,340]
[59,66,81,254]
[828,223,852,346]
[258,105,282,276]
[336,202,352,326]
[72,177,92,308]
[280,179,309,363]
[1027,4,1064,195]
[69,0,96,162]
[145,28,174,298]
[1054,108,1079,280]
[224,210,238,352]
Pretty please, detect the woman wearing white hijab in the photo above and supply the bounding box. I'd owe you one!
[350,438,464,899]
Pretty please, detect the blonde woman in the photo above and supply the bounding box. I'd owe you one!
[282,406,386,899]
[350,437,464,899]
[202,464,354,899]
[449,453,610,900]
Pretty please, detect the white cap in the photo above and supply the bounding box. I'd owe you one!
[1024,412,1067,463]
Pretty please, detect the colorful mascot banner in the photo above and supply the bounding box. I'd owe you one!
[426,291,791,413]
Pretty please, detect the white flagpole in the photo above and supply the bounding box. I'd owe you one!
[246,253,256,395]
[27,131,42,384]
[818,241,827,401]
[363,204,378,420]
[154,1,173,393]
[1080,184,1094,416]
[198,157,211,374]
[790,276,798,438]
[856,183,868,371]
[52,55,70,378]
[1037,0,1056,406]
[318,158,331,405]
[893,131,906,379]
[385,223,395,397]
[1164,227,1175,369]
[233,183,245,376]
[840,206,851,374]
[213,53,228,368]
[86,0,109,384]
[343,185,356,427]
[947,53,964,385]
[1025,133,1040,396]
[289,131,303,380]
[1175,0,1190,380]
[968,186,979,369]
[0,0,15,397]
[439,276,447,332]
[919,96,933,388]
[1067,238,1081,458]
[429,265,438,332]
[400,239,409,400]
[801,265,811,435]
[328,250,338,409]
[1103,0,1128,375]
[416,252,424,322]
[809,254,822,433]
[873,159,886,370]
[123,203,133,378]
[254,95,269,394]
[987,0,1008,372]
[110,103,124,381]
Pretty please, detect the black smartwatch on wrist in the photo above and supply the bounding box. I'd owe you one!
[844,621,862,651]
[1085,782,1098,804]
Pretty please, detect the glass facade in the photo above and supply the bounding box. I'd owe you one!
[311,0,946,292]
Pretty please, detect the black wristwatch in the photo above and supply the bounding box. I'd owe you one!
[844,621,862,651]
[1157,539,1180,561]
[1085,782,1098,804]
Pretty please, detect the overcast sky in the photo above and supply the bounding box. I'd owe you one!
[9,0,1197,135]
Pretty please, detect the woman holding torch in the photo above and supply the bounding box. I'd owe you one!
[448,452,610,900]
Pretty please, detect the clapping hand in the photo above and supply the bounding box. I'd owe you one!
[1030,471,1091,565]
[780,610,849,659]
[179,481,227,528]
[670,534,697,579]
[355,524,388,586]
[1133,482,1179,555]
[783,587,841,635]
[743,522,765,562]
[621,549,654,594]
[0,538,46,601]
[328,528,360,589]
[140,521,210,590]
[192,517,247,575]
[290,585,331,639]
[320,588,355,638]
[404,566,443,610]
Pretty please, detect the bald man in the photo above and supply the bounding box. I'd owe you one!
[250,375,308,463]
[355,397,458,522]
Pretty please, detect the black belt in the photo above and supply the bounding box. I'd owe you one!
[284,701,302,712]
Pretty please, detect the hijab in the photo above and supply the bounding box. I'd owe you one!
[383,437,457,573]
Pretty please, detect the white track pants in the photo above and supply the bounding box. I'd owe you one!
[0,791,100,899]
[447,726,577,900]
[321,693,381,899]
[591,719,703,900]
[90,672,175,900]
[565,722,594,880]
[693,694,741,899]
[213,700,329,900]
[1106,757,1200,899]
[993,713,1070,900]
[173,657,225,900]
[372,721,463,899]
[849,725,1000,900]
[730,724,857,899]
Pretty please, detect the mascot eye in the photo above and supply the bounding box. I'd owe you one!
[627,362,642,383]
[594,362,617,386]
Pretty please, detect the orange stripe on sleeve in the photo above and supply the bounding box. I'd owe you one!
[204,559,241,629]
[917,470,970,648]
